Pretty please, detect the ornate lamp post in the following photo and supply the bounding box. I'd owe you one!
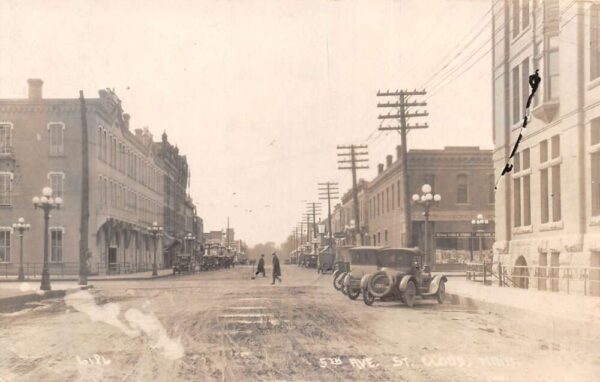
[471,214,489,262]
[148,221,163,276]
[32,187,62,291]
[412,184,441,266]
[12,217,30,281]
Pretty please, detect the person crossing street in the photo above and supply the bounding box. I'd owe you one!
[271,252,282,284]
[255,254,266,277]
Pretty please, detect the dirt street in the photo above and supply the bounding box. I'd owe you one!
[1,266,599,382]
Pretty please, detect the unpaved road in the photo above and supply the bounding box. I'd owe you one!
[1,266,599,381]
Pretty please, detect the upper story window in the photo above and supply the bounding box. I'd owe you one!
[48,122,65,156]
[512,58,530,125]
[48,172,65,199]
[591,5,600,80]
[0,173,12,206]
[489,174,495,204]
[0,122,12,154]
[456,174,469,204]
[512,0,530,39]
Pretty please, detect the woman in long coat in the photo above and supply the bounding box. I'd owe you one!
[271,252,282,284]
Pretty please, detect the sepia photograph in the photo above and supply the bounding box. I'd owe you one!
[0,0,599,381]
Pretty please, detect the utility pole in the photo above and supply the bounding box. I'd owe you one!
[337,145,369,245]
[306,202,322,253]
[78,91,89,286]
[377,89,428,247]
[318,182,339,246]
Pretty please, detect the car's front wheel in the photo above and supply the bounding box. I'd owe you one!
[402,281,416,308]
[347,287,360,300]
[436,281,446,304]
[333,272,345,291]
[363,288,375,306]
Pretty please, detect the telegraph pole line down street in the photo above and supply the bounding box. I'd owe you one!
[337,144,368,245]
[377,89,428,247]
[318,182,339,246]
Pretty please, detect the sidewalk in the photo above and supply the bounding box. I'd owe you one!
[0,282,94,313]
[446,278,600,326]
[0,268,174,283]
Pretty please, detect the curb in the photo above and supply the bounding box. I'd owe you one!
[0,273,174,283]
[0,284,94,313]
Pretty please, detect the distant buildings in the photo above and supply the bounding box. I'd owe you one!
[328,146,494,267]
[492,0,600,294]
[0,79,202,275]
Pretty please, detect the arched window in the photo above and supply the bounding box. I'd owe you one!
[457,174,469,204]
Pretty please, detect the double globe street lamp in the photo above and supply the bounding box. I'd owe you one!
[412,184,441,266]
[12,217,31,281]
[148,221,163,276]
[32,187,63,291]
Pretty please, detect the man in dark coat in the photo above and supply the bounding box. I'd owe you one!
[255,254,266,277]
[271,252,282,284]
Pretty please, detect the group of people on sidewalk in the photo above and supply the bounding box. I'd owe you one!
[254,253,282,285]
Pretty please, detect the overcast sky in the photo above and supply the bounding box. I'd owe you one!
[0,0,492,245]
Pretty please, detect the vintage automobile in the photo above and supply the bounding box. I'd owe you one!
[305,252,318,268]
[173,254,193,275]
[341,246,387,300]
[317,246,335,274]
[332,245,353,291]
[360,248,447,307]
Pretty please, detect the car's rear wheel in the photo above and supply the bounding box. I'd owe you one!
[347,287,360,300]
[402,281,416,308]
[362,288,375,306]
[436,281,446,304]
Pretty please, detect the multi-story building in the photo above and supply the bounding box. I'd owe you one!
[337,179,368,245]
[153,132,189,267]
[0,80,165,274]
[367,146,494,266]
[492,0,600,294]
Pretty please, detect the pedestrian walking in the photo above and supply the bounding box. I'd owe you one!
[255,254,266,277]
[271,252,282,284]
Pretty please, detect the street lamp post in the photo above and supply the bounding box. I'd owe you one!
[32,187,63,291]
[148,222,163,276]
[412,184,441,266]
[471,214,489,262]
[12,217,31,281]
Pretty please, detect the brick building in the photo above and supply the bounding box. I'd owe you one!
[0,79,198,275]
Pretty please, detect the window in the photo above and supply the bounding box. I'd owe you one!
[50,228,63,262]
[397,180,401,207]
[48,172,64,198]
[0,229,9,262]
[49,123,64,155]
[521,58,529,114]
[457,174,468,204]
[391,184,395,209]
[97,127,104,160]
[522,0,530,30]
[546,49,559,100]
[541,168,549,222]
[0,173,11,206]
[512,66,520,124]
[386,187,390,212]
[0,123,12,154]
[514,178,522,227]
[591,5,600,80]
[489,174,495,204]
[512,0,521,38]
[384,230,388,244]
[541,136,561,222]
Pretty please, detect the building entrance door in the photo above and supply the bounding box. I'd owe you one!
[108,247,117,274]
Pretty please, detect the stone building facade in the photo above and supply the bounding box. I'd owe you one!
[0,79,198,275]
[492,0,600,294]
